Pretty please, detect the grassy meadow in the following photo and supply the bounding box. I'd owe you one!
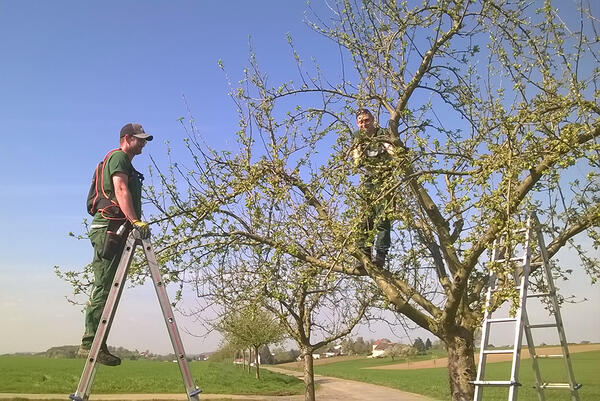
[313,350,599,401]
[0,356,303,396]
[0,350,597,401]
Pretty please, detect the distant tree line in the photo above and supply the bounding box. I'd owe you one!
[33,345,200,361]
[340,337,373,355]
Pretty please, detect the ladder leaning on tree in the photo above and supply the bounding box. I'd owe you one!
[472,213,581,401]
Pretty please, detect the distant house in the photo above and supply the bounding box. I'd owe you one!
[313,346,344,359]
[139,349,152,358]
[234,354,262,365]
[370,338,395,358]
[296,353,321,361]
[322,345,342,358]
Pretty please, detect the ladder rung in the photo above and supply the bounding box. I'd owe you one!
[494,257,524,263]
[472,380,520,387]
[487,317,518,323]
[527,292,551,298]
[483,349,514,354]
[530,261,543,267]
[535,383,582,389]
[490,285,521,292]
[534,354,563,359]
[527,323,557,329]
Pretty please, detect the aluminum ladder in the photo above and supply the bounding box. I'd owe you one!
[472,213,581,401]
[69,230,201,401]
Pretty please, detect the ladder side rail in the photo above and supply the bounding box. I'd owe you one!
[142,238,201,400]
[473,274,497,401]
[507,218,534,401]
[507,275,527,401]
[531,215,580,401]
[522,310,546,401]
[474,241,506,401]
[71,233,138,401]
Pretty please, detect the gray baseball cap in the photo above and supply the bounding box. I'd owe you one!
[120,123,153,141]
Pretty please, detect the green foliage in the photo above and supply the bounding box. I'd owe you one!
[218,304,285,352]
[207,343,237,363]
[217,303,285,379]
[272,347,300,364]
[341,337,373,355]
[412,338,426,354]
[146,0,599,342]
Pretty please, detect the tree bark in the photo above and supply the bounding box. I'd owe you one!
[254,345,260,380]
[446,326,477,401]
[246,348,251,374]
[302,349,316,401]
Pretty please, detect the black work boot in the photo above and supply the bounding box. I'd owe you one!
[373,250,387,268]
[97,344,121,366]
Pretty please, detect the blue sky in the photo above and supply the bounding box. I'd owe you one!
[0,1,598,355]
[0,0,350,355]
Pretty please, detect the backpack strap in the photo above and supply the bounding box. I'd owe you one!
[96,148,127,221]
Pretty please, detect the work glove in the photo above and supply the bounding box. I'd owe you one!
[132,220,151,239]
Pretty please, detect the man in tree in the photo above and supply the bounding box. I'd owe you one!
[77,123,153,366]
[351,108,396,267]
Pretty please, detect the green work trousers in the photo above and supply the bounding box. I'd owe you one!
[81,225,126,349]
[358,178,392,254]
[360,204,391,253]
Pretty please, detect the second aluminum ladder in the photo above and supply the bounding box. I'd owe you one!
[472,213,581,401]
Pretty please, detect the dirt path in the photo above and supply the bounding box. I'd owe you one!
[369,343,600,370]
[0,395,287,401]
[0,367,433,401]
[264,366,432,401]
[315,375,432,401]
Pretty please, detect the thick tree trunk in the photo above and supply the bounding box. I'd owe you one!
[302,349,316,401]
[446,326,477,401]
[254,345,260,379]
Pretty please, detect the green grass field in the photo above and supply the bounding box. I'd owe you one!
[0,356,303,396]
[314,350,599,400]
[1,351,597,400]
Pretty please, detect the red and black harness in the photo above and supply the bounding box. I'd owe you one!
[87,149,127,221]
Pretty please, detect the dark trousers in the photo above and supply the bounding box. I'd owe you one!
[360,205,391,254]
[358,176,392,255]
[81,224,126,348]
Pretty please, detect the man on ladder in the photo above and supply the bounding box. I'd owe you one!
[77,123,153,366]
[71,123,200,401]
